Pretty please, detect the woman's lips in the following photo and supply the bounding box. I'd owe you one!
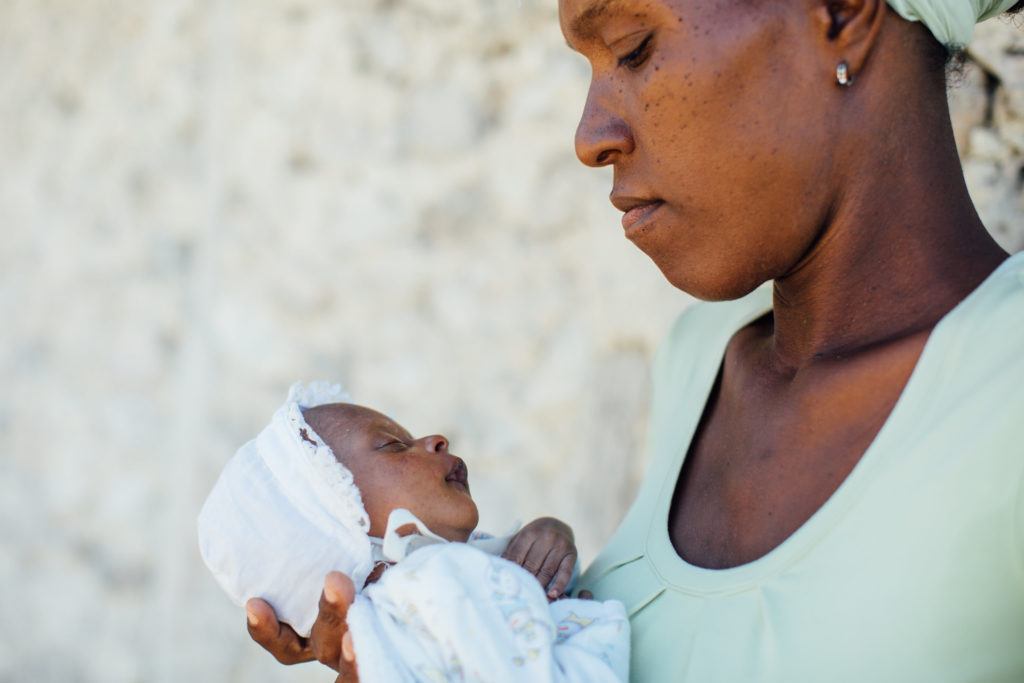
[621,200,664,233]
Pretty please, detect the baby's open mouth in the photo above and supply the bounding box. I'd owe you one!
[445,457,470,491]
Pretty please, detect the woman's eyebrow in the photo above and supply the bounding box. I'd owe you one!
[569,0,629,41]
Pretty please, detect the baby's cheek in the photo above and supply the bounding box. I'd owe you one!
[356,475,402,536]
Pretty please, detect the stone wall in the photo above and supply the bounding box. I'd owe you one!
[1,2,1021,682]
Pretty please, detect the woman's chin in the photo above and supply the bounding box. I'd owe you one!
[654,254,769,302]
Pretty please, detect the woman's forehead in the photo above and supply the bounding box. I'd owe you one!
[561,0,683,49]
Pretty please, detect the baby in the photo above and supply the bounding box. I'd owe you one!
[198,383,629,682]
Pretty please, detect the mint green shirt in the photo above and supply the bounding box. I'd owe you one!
[580,252,1024,682]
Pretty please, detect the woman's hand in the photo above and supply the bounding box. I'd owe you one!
[502,516,578,600]
[245,571,360,682]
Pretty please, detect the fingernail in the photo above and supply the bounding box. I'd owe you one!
[324,584,340,604]
[246,609,259,627]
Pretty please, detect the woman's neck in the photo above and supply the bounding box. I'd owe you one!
[767,95,1008,374]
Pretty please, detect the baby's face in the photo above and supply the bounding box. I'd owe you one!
[303,404,479,542]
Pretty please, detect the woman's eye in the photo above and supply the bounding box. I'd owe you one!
[617,34,653,70]
[378,441,408,451]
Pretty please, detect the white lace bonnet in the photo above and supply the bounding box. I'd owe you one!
[197,382,374,637]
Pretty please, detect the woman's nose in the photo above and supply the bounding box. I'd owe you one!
[574,84,634,167]
[421,435,449,454]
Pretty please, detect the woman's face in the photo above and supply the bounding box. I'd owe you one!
[560,0,843,300]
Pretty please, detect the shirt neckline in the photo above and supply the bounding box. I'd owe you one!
[643,253,1022,594]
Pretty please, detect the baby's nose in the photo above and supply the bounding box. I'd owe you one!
[421,435,449,453]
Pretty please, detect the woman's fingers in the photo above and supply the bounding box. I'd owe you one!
[342,631,356,663]
[546,553,577,599]
[245,598,313,665]
[310,571,357,671]
[336,632,360,683]
[245,574,359,680]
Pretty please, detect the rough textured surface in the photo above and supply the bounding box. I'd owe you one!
[1,3,1021,682]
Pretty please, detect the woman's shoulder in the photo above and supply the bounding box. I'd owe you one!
[931,251,1024,392]
[950,251,1024,351]
[922,251,1024,434]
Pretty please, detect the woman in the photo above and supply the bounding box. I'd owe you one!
[246,0,1024,680]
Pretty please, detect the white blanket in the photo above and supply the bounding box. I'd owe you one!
[347,543,630,683]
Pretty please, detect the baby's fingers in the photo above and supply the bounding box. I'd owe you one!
[546,553,577,600]
[521,541,555,583]
[536,549,568,599]
[501,533,533,566]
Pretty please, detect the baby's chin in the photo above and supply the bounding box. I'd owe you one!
[439,481,480,539]
[446,498,480,542]
[447,507,480,543]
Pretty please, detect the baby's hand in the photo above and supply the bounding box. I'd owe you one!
[502,517,577,601]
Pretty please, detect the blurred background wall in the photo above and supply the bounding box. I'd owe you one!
[1,2,1022,681]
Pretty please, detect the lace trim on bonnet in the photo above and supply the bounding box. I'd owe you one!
[284,381,371,538]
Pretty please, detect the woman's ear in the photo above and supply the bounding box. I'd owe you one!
[811,0,887,80]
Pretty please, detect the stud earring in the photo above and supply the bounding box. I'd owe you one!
[836,60,853,87]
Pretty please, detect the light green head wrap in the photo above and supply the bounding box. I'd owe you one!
[886,0,1019,46]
